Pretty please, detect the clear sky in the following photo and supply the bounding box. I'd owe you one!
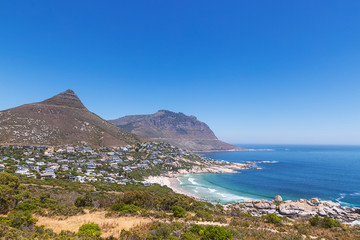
[0,1,359,145]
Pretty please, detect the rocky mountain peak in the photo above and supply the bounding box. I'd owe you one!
[0,90,146,147]
[40,89,86,109]
[109,110,243,152]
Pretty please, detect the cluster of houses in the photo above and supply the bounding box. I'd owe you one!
[0,142,221,185]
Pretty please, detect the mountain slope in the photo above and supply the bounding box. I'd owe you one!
[109,110,243,152]
[0,90,147,147]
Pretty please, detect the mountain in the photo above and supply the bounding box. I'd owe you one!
[0,90,147,147]
[109,110,243,152]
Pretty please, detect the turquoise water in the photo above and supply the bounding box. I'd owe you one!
[178,145,360,207]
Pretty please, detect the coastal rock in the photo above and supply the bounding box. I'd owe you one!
[353,208,360,214]
[279,209,299,216]
[323,201,339,208]
[297,211,316,218]
[243,201,254,208]
[254,201,271,209]
[228,198,360,223]
[275,195,283,202]
[307,198,321,206]
[317,207,327,216]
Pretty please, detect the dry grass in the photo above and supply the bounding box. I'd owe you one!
[35,211,152,238]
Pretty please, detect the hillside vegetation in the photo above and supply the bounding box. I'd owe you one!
[0,172,359,239]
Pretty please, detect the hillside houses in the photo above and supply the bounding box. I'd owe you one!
[0,141,217,186]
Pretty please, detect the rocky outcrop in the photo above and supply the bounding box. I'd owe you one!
[228,198,360,223]
[109,110,244,152]
[0,90,147,147]
[275,195,283,202]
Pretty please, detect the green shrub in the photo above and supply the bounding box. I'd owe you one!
[110,202,141,213]
[172,206,186,218]
[264,213,282,225]
[77,223,101,238]
[190,224,205,234]
[148,222,177,239]
[202,225,232,240]
[74,195,93,208]
[8,210,37,228]
[309,215,321,226]
[322,216,341,228]
[182,232,197,240]
[309,215,341,228]
[0,173,20,213]
[16,202,38,211]
[196,210,213,221]
[39,192,51,203]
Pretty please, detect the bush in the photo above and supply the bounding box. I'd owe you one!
[264,213,282,225]
[16,202,38,211]
[309,215,321,226]
[172,206,186,218]
[39,192,51,203]
[110,202,141,213]
[74,195,93,208]
[196,210,213,221]
[309,215,341,228]
[182,232,197,240]
[202,225,232,240]
[77,223,101,238]
[8,210,37,228]
[190,224,205,234]
[322,216,341,228]
[0,173,20,213]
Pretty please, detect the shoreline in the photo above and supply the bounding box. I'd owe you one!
[145,161,252,201]
[146,175,205,201]
[194,148,274,154]
[145,162,360,224]
[146,174,360,224]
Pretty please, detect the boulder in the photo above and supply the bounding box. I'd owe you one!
[243,202,254,207]
[254,201,271,209]
[353,208,360,214]
[333,207,347,216]
[275,195,283,202]
[279,206,298,215]
[308,198,320,206]
[317,207,327,216]
[297,211,316,218]
[269,203,277,209]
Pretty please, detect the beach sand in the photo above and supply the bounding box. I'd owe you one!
[146,162,252,201]
[146,176,204,200]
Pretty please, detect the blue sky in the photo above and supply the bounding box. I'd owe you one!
[0,1,359,144]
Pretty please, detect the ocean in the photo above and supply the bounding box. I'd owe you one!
[177,145,360,207]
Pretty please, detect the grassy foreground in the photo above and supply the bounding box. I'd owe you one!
[0,172,359,239]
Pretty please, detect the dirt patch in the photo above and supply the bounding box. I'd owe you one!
[35,211,152,238]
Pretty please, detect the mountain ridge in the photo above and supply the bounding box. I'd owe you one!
[109,110,244,152]
[0,90,147,147]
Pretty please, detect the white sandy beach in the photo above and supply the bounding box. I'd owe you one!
[146,162,252,201]
[146,175,203,200]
